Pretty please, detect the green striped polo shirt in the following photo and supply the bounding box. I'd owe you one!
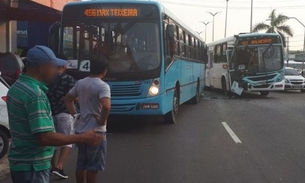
[7,74,55,171]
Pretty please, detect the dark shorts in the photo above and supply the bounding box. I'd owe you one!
[76,134,107,171]
[10,169,49,183]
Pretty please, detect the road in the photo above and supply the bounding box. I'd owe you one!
[3,89,305,183]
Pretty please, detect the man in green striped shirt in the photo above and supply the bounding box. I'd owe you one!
[7,45,103,183]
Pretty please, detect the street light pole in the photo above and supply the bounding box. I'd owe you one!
[207,12,221,41]
[224,0,229,38]
[200,21,210,42]
[250,0,253,32]
[288,17,305,52]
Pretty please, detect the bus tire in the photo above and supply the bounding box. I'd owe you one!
[191,81,200,104]
[0,129,9,159]
[164,87,179,124]
[222,77,230,96]
[260,91,269,96]
[300,89,305,93]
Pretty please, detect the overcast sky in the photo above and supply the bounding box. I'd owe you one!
[158,0,305,51]
[83,0,305,51]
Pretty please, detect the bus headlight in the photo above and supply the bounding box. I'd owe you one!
[149,86,159,96]
[147,78,160,97]
[285,79,290,83]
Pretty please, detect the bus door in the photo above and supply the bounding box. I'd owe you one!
[205,51,214,87]
[226,49,233,89]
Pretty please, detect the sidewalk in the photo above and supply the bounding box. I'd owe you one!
[0,155,9,180]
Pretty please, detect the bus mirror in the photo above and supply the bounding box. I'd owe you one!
[166,25,175,40]
[48,22,61,53]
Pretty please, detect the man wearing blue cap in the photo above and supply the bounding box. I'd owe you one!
[6,45,103,183]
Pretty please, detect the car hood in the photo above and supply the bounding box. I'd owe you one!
[285,75,305,80]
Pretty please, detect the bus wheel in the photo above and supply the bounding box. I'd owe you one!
[164,89,179,124]
[191,82,200,104]
[260,91,269,96]
[222,78,230,96]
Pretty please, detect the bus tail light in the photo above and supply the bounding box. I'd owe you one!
[147,78,160,97]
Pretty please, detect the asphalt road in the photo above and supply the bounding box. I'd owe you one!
[3,89,305,183]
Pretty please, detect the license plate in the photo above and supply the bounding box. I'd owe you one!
[292,85,302,89]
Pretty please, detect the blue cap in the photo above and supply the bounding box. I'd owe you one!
[26,45,67,66]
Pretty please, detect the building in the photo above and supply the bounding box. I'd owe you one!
[0,0,79,53]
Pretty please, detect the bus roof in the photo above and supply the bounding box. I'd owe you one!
[63,0,204,42]
[207,33,281,47]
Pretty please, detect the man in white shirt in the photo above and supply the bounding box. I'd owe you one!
[64,56,111,183]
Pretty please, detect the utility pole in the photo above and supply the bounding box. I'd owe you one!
[286,37,289,66]
[224,0,229,37]
[199,21,210,42]
[250,0,253,32]
[207,12,221,41]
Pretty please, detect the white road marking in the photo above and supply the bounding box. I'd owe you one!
[221,122,242,144]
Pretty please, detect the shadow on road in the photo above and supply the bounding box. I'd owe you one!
[107,115,166,134]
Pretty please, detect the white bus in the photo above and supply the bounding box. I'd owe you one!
[206,33,285,96]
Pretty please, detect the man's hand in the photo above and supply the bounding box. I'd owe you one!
[81,130,104,146]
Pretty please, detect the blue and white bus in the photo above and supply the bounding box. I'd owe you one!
[49,1,207,123]
[205,33,285,96]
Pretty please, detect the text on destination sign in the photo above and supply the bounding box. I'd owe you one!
[84,8,139,17]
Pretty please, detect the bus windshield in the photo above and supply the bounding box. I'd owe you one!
[62,21,161,73]
[236,45,282,73]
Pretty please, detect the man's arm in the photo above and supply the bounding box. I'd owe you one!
[36,130,102,147]
[64,93,78,115]
[96,84,111,126]
[27,94,102,147]
[97,97,111,126]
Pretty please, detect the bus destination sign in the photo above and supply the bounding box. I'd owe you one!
[239,37,280,46]
[83,8,139,17]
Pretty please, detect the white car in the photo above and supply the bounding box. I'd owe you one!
[285,67,305,92]
[0,75,9,159]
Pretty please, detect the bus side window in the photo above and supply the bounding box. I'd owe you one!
[179,28,185,57]
[214,45,221,63]
[209,52,214,68]
[222,43,227,63]
[185,34,190,58]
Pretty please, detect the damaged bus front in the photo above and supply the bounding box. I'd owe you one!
[228,33,285,96]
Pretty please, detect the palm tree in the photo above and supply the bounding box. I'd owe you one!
[252,9,293,47]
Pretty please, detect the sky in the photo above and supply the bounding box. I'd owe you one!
[157,0,305,51]
[83,0,305,51]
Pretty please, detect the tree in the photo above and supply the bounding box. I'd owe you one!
[252,9,293,47]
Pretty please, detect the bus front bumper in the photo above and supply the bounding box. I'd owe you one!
[110,95,167,115]
[247,80,285,92]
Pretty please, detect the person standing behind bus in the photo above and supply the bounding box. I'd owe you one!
[64,56,110,183]
[46,54,76,179]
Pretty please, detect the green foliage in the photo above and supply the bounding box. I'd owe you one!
[252,9,293,47]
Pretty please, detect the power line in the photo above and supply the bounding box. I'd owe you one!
[160,1,305,10]
[178,0,304,4]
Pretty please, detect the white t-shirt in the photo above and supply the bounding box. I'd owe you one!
[69,77,110,133]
